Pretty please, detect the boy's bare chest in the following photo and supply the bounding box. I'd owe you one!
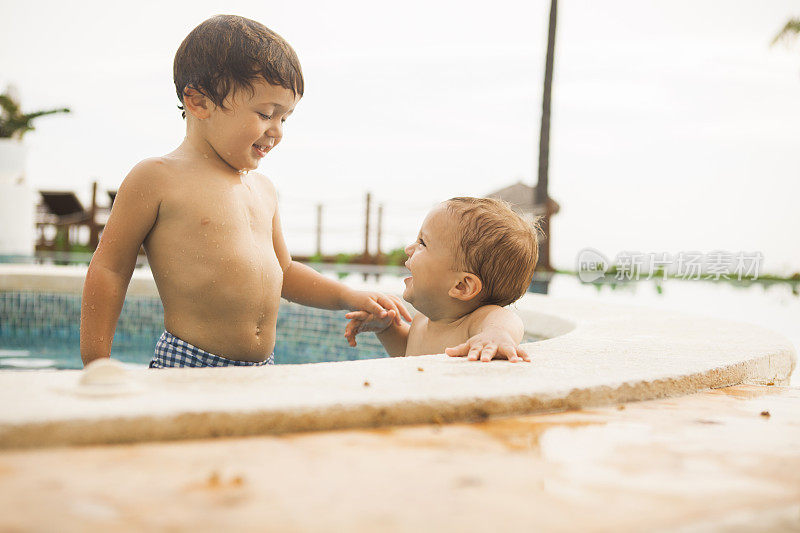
[160,176,275,241]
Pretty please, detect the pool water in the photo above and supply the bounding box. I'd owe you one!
[0,290,542,370]
[0,291,390,370]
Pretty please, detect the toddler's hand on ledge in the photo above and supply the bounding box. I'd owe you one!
[344,310,396,347]
[445,330,531,363]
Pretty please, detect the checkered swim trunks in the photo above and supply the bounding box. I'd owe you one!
[149,331,274,368]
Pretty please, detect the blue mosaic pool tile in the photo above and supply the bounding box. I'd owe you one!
[1,291,388,367]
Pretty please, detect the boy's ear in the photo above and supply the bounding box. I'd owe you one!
[182,86,212,119]
[448,273,482,302]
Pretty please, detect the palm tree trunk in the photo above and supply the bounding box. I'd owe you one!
[536,0,557,271]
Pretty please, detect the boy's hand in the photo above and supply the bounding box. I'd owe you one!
[343,291,411,327]
[344,310,396,347]
[445,328,531,363]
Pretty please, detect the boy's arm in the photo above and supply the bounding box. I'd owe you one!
[80,160,161,366]
[272,204,411,322]
[444,305,531,363]
[344,310,411,357]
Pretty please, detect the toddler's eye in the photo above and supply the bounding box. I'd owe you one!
[258,113,272,120]
[418,238,426,247]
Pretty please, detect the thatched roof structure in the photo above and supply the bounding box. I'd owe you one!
[486,181,559,217]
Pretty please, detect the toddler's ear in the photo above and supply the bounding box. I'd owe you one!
[448,273,482,302]
[182,86,212,119]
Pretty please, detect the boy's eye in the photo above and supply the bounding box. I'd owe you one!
[418,238,426,247]
[258,112,273,120]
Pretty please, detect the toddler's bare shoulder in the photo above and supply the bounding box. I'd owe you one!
[463,304,508,330]
[468,304,505,321]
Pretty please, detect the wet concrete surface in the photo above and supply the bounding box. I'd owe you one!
[0,384,799,532]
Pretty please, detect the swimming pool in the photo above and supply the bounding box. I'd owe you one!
[0,291,390,369]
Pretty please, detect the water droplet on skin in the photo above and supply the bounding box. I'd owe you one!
[90,305,96,311]
[203,153,209,159]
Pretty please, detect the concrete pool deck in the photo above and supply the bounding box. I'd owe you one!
[0,264,795,448]
[1,384,799,531]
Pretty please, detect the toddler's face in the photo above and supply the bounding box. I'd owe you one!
[203,78,299,172]
[402,204,460,309]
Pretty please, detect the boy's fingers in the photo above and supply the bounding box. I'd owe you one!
[480,345,497,362]
[391,299,407,325]
[376,294,412,324]
[364,297,387,317]
[517,346,532,362]
[393,298,413,322]
[374,294,397,315]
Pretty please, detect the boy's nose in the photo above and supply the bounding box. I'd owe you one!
[266,122,282,138]
[404,243,414,256]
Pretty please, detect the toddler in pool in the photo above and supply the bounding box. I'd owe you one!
[80,15,409,367]
[345,197,538,362]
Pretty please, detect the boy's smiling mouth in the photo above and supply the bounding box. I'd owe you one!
[252,143,270,158]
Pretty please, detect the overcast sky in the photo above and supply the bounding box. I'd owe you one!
[3,0,799,273]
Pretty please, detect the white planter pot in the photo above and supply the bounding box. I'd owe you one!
[0,138,27,185]
[0,138,34,256]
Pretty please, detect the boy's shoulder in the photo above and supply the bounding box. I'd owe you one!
[122,156,173,187]
[247,171,277,192]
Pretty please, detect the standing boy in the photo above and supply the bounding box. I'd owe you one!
[81,15,409,367]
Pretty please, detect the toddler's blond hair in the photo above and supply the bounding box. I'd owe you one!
[444,197,540,307]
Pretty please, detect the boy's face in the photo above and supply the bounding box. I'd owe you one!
[201,78,299,172]
[402,204,461,311]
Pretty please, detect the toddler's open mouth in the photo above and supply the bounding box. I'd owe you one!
[403,263,412,284]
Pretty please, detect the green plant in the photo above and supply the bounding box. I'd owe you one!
[772,18,800,45]
[0,89,70,140]
[384,246,408,266]
[335,252,357,264]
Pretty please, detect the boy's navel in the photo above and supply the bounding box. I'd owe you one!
[201,217,211,226]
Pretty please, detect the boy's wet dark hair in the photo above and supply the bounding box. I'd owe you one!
[174,15,304,118]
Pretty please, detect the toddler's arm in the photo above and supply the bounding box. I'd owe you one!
[344,309,410,357]
[444,305,531,363]
[80,161,161,366]
[272,205,411,322]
